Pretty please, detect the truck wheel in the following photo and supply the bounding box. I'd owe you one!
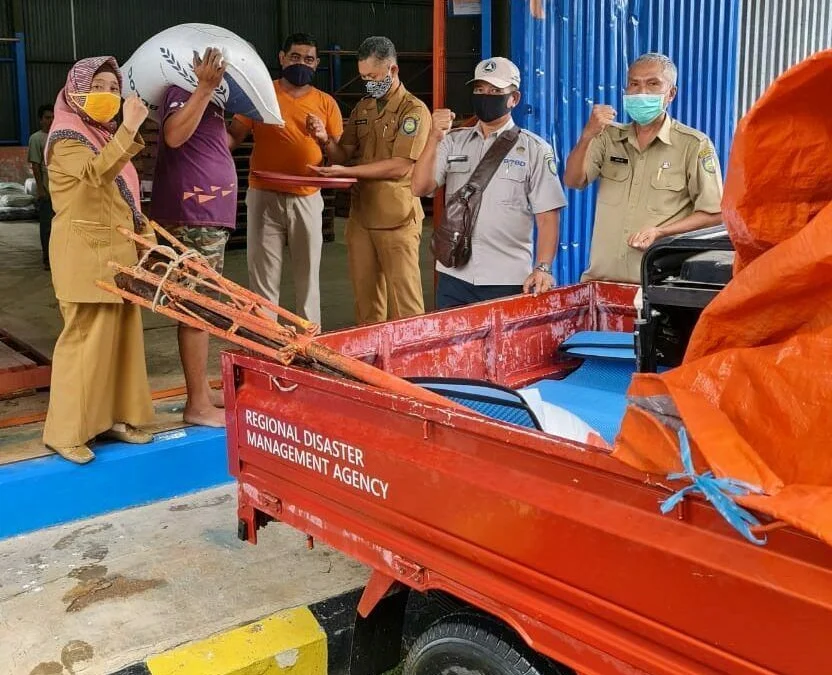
[402,615,568,675]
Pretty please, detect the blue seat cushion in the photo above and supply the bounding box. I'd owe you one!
[559,330,636,362]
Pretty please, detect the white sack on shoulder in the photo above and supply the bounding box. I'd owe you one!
[123,23,283,125]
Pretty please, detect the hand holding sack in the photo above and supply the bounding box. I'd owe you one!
[123,23,283,126]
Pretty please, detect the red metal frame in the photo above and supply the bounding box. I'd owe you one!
[432,0,446,113]
[0,329,51,397]
[431,0,447,301]
[226,285,832,675]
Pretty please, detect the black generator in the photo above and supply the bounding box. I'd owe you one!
[635,226,734,372]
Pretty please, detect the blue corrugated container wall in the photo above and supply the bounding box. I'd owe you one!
[511,0,740,285]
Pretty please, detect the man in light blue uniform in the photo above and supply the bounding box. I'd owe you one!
[412,57,566,309]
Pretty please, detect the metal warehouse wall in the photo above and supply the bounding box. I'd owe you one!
[16,0,458,132]
[284,0,478,116]
[0,60,15,143]
[738,0,832,115]
[0,0,17,142]
[0,0,8,37]
[512,0,740,285]
[22,0,285,132]
[287,0,432,51]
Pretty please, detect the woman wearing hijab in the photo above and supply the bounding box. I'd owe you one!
[43,56,155,464]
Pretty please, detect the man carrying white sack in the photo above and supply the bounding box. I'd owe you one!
[150,47,236,428]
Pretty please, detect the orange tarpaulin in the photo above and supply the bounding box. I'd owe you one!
[613,51,832,546]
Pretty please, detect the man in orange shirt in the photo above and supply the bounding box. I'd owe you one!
[229,33,343,325]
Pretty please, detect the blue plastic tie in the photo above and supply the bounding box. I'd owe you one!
[660,428,768,545]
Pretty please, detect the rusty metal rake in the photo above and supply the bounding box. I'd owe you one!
[96,222,460,410]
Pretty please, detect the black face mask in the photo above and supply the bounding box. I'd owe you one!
[283,64,315,87]
[472,93,512,123]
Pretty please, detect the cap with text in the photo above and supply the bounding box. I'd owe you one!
[468,57,521,89]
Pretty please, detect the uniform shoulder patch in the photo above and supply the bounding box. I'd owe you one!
[544,152,557,175]
[699,146,717,174]
[401,115,420,136]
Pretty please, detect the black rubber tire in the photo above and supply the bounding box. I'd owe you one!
[402,614,565,675]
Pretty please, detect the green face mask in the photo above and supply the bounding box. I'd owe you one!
[623,93,666,125]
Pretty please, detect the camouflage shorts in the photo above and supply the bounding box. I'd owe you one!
[167,225,230,275]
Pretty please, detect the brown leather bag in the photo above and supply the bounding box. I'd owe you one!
[431,126,521,268]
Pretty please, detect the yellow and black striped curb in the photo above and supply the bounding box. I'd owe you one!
[111,590,361,675]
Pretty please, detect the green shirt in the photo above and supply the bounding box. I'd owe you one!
[27,129,49,195]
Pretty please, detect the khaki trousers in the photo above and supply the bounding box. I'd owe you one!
[246,187,324,325]
[345,217,425,325]
[43,301,154,448]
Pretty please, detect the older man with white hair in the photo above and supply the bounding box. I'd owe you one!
[564,52,723,284]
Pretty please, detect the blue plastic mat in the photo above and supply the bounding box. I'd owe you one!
[445,394,538,429]
[559,330,636,361]
[525,359,635,443]
[412,355,633,443]
[410,379,540,430]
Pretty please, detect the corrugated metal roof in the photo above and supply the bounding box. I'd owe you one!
[738,0,832,114]
[511,0,739,285]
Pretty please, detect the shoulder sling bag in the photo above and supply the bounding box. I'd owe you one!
[431,126,521,268]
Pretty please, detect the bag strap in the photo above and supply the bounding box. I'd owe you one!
[458,125,521,199]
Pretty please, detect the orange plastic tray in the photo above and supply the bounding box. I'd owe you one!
[250,171,357,190]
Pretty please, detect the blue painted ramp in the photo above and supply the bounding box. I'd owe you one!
[0,426,229,540]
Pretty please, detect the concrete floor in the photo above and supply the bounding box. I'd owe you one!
[0,484,369,675]
[0,220,406,672]
[0,217,437,454]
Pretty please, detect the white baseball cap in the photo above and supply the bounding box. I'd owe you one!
[467,57,521,89]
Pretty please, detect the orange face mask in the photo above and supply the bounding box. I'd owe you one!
[70,92,121,123]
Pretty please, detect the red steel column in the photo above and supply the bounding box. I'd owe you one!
[431,0,447,302]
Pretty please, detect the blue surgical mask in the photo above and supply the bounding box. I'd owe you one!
[366,72,393,99]
[623,94,666,125]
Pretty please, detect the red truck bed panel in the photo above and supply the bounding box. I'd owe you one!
[225,284,832,675]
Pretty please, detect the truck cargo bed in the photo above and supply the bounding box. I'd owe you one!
[225,283,832,675]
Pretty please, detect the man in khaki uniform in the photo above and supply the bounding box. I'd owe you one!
[310,36,430,324]
[564,52,723,284]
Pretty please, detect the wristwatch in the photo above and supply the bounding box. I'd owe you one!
[534,262,552,274]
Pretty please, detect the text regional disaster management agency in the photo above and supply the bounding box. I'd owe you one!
[243,409,390,500]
